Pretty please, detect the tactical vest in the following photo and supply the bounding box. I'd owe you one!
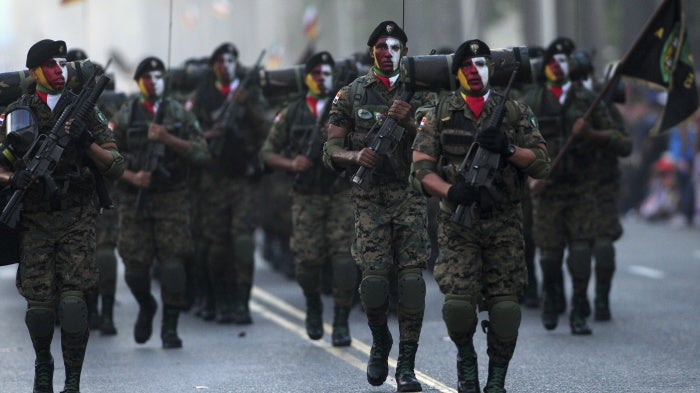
[285,98,346,194]
[346,78,413,185]
[436,92,527,206]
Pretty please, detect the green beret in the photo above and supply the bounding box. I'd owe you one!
[26,39,67,68]
[210,42,238,65]
[304,51,335,74]
[367,21,407,47]
[133,56,165,81]
[452,39,491,75]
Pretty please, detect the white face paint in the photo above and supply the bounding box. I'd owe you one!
[321,64,333,94]
[553,54,569,78]
[149,71,165,97]
[54,57,68,80]
[222,53,237,80]
[386,37,402,71]
[472,56,490,87]
[582,76,593,91]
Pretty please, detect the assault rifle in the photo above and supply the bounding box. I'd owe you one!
[208,49,266,158]
[135,76,172,211]
[294,96,333,186]
[351,90,415,190]
[451,65,519,227]
[0,71,111,229]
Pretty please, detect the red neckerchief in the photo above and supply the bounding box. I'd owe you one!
[218,84,231,98]
[142,100,156,116]
[306,95,318,118]
[375,74,391,90]
[36,90,48,105]
[461,91,485,119]
[549,86,563,100]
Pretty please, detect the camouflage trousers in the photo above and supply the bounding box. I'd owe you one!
[351,182,429,342]
[592,178,623,240]
[291,190,355,307]
[118,189,192,306]
[95,206,119,295]
[16,205,98,301]
[531,183,598,249]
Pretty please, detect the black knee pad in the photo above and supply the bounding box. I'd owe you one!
[359,272,389,312]
[332,257,358,293]
[58,291,88,334]
[593,238,615,271]
[159,260,187,295]
[125,270,151,295]
[397,268,425,315]
[487,296,521,341]
[25,301,56,339]
[442,294,477,338]
[296,265,322,294]
[567,241,592,278]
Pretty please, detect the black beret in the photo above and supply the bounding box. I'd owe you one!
[26,39,67,68]
[451,39,491,75]
[210,43,239,65]
[304,51,335,74]
[367,21,407,47]
[66,48,88,62]
[133,56,166,80]
[543,37,575,63]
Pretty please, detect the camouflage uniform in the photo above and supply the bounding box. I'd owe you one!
[188,67,268,324]
[412,90,547,386]
[323,69,434,358]
[1,87,124,390]
[523,82,620,332]
[261,94,356,344]
[111,95,209,346]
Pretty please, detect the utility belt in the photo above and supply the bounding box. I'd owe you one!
[439,198,514,220]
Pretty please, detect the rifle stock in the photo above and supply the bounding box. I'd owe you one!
[451,64,519,227]
[293,96,333,185]
[0,73,111,228]
[351,90,415,190]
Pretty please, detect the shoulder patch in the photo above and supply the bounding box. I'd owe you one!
[529,113,538,130]
[95,108,108,125]
[332,91,342,105]
[417,116,427,133]
[274,112,283,124]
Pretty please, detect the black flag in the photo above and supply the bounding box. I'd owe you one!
[617,0,698,135]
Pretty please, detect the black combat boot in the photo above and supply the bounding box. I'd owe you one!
[232,284,253,325]
[99,294,117,336]
[395,341,422,392]
[134,294,157,344]
[540,281,559,330]
[86,289,100,330]
[305,293,324,340]
[456,341,479,393]
[213,279,235,324]
[331,306,351,347]
[161,306,183,349]
[569,297,592,335]
[60,366,81,393]
[594,282,611,321]
[33,352,54,393]
[483,361,508,393]
[366,323,393,386]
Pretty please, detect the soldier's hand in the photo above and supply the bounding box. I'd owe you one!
[572,118,592,139]
[291,155,313,172]
[355,148,380,168]
[528,178,550,196]
[476,126,509,155]
[132,170,152,189]
[446,182,479,205]
[203,125,224,140]
[65,119,95,150]
[388,100,412,128]
[148,123,168,142]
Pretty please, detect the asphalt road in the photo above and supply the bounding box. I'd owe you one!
[1,217,698,393]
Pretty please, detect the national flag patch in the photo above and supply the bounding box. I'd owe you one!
[417,116,427,132]
[332,91,342,105]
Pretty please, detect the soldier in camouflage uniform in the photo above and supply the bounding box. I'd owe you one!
[66,47,123,336]
[523,38,627,335]
[0,39,125,393]
[261,51,356,347]
[322,21,435,392]
[188,43,268,324]
[411,40,549,393]
[111,57,210,349]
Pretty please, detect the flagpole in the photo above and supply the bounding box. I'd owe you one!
[548,0,673,174]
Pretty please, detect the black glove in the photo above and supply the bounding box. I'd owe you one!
[71,129,95,151]
[446,182,480,205]
[475,126,509,155]
[9,169,33,191]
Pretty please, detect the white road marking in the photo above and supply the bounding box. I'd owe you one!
[628,265,666,279]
